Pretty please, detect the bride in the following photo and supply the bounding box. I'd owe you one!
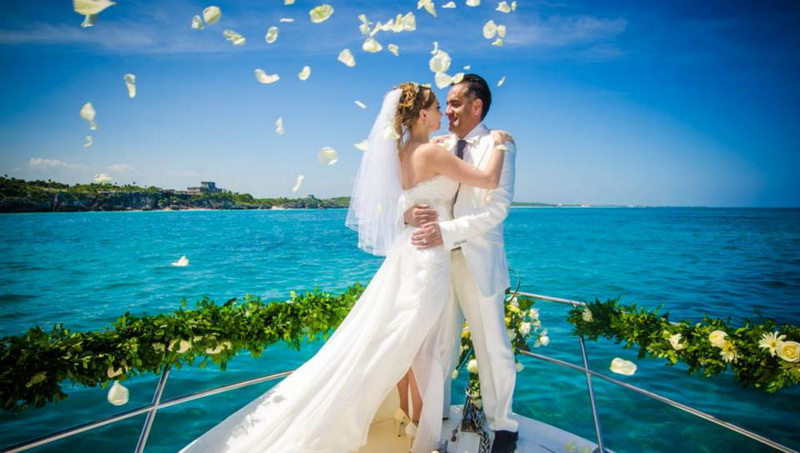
[181,82,507,453]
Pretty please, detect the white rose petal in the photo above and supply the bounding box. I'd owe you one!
[202,6,222,25]
[107,366,123,378]
[74,0,115,15]
[171,256,189,267]
[309,4,334,23]
[442,1,456,8]
[497,1,511,13]
[275,117,285,135]
[429,49,452,73]
[279,18,295,23]
[492,38,504,47]
[610,358,637,376]
[708,330,728,348]
[107,381,129,406]
[355,100,367,109]
[387,44,400,56]
[466,0,480,6]
[516,361,524,372]
[431,41,439,55]
[265,26,279,43]
[362,37,383,53]
[80,102,97,129]
[354,140,369,151]
[223,29,246,46]
[285,0,295,4]
[84,136,93,147]
[254,69,280,84]
[191,15,204,30]
[383,123,400,140]
[400,12,416,31]
[451,72,464,84]
[338,48,356,67]
[582,307,593,322]
[123,73,136,98]
[497,24,507,38]
[434,72,452,89]
[467,359,479,373]
[169,339,191,352]
[511,0,517,10]
[298,65,311,81]
[291,175,304,193]
[81,14,98,27]
[317,147,338,165]
[94,173,112,184]
[669,333,685,351]
[417,0,437,18]
[497,76,506,86]
[777,340,800,362]
[463,65,471,70]
[483,20,497,39]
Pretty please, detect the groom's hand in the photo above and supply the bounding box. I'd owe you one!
[404,203,439,227]
[411,223,443,249]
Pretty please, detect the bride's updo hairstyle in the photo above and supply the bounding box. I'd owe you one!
[394,82,435,145]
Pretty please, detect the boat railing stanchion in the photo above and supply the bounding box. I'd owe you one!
[135,365,172,453]
[577,332,606,453]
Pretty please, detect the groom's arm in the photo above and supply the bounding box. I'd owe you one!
[410,139,516,249]
[439,140,516,249]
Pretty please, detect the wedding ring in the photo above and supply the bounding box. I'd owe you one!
[422,239,428,245]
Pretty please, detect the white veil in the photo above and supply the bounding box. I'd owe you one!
[345,88,404,256]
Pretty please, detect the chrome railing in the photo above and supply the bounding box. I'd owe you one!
[2,294,797,453]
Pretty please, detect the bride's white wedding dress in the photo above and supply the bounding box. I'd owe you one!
[181,175,460,453]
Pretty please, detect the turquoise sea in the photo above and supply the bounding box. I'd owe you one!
[1,208,799,452]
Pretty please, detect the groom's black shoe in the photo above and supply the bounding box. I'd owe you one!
[491,430,518,453]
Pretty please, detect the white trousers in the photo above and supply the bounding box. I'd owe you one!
[440,249,518,432]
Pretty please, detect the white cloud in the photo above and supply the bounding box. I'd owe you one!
[29,157,89,173]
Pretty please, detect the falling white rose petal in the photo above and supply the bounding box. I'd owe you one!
[254,69,280,84]
[497,24,507,38]
[492,38,504,47]
[275,117,285,135]
[80,102,98,130]
[309,4,334,23]
[279,18,295,23]
[317,147,338,165]
[94,173,112,184]
[511,0,517,11]
[223,29,246,46]
[202,6,222,25]
[362,37,383,53]
[431,41,439,55]
[466,0,480,6]
[610,358,637,376]
[191,15,204,30]
[429,49,452,73]
[107,381,129,406]
[463,65,471,70]
[265,26,279,43]
[74,0,115,15]
[435,72,452,89]
[298,65,311,80]
[285,0,295,4]
[172,256,189,267]
[81,14,97,27]
[383,123,399,140]
[123,73,136,98]
[354,140,369,151]
[359,22,371,35]
[84,136,93,147]
[442,1,456,8]
[397,12,416,32]
[451,72,464,84]
[497,76,506,86]
[338,48,356,67]
[497,1,511,13]
[417,0,437,18]
[291,175,304,193]
[388,44,399,56]
[355,100,367,109]
[483,20,497,39]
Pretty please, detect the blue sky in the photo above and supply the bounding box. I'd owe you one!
[1,0,798,207]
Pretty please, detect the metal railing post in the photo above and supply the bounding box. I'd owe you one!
[134,366,171,453]
[578,335,606,453]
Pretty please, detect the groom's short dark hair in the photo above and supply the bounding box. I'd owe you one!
[457,74,492,120]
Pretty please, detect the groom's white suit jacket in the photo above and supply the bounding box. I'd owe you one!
[439,123,516,296]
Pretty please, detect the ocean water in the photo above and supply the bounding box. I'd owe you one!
[1,208,799,452]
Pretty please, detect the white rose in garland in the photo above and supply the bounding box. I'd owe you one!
[777,341,800,363]
[582,307,593,322]
[669,333,685,351]
[708,330,728,348]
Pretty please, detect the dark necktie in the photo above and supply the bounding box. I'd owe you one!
[455,139,467,160]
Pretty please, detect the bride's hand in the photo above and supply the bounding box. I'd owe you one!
[491,130,514,145]
[404,204,439,227]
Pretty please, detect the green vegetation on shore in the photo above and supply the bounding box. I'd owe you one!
[0,177,349,213]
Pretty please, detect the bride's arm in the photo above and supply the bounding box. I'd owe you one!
[421,142,505,189]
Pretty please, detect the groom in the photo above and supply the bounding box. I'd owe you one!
[406,74,518,453]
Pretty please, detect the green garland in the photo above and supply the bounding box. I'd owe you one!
[567,298,800,392]
[0,285,364,413]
